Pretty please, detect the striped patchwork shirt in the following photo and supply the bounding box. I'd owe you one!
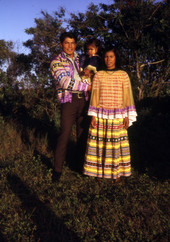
[50,51,89,103]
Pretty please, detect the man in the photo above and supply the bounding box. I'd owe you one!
[50,32,91,181]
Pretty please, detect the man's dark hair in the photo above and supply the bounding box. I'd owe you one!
[60,32,78,43]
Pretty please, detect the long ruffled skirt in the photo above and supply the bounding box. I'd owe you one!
[83,118,131,179]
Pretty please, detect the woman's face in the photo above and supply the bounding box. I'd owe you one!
[104,50,116,69]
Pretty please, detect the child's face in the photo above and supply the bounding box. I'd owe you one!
[87,45,98,57]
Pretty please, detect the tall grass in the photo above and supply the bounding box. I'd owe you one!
[0,117,23,163]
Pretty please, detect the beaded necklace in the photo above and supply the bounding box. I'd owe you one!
[105,68,118,74]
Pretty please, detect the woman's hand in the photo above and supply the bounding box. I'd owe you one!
[91,116,96,128]
[123,117,129,129]
[87,84,92,91]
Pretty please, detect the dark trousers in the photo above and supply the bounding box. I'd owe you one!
[54,94,89,173]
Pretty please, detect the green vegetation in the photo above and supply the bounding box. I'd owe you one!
[0,1,169,241]
[1,1,169,102]
[0,97,169,241]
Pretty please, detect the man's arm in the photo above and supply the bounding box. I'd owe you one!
[50,57,90,92]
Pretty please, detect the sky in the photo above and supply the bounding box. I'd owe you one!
[0,0,112,53]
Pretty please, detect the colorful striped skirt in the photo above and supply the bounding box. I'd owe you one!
[83,118,131,179]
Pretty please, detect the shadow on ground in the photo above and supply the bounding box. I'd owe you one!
[7,174,81,242]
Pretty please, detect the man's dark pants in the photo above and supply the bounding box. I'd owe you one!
[54,93,89,173]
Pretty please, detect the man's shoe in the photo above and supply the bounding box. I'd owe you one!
[52,171,61,182]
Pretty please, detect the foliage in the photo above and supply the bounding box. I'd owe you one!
[0,89,170,241]
[0,40,14,66]
[0,1,169,102]
[23,9,66,77]
[0,133,169,241]
[0,2,169,240]
[68,0,170,100]
[0,117,23,162]
[1,160,169,241]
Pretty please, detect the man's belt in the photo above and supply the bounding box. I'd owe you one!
[72,91,84,99]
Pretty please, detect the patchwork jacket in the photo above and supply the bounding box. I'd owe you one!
[50,51,89,103]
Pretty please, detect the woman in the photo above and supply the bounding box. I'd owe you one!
[83,46,137,181]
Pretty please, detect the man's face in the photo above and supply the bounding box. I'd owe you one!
[61,37,77,58]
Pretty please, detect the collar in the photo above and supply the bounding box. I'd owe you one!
[62,51,78,61]
[105,68,119,71]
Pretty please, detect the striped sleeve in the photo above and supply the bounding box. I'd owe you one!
[50,58,89,92]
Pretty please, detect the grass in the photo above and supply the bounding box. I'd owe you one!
[0,101,170,241]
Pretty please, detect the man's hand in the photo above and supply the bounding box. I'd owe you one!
[91,116,96,128]
[123,117,129,129]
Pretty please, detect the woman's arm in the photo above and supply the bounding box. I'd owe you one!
[123,117,129,129]
[91,116,97,128]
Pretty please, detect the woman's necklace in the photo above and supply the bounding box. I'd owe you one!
[105,68,117,75]
[106,71,115,75]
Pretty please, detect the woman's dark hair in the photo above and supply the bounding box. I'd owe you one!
[60,32,78,43]
[103,45,121,69]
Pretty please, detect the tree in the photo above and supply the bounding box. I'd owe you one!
[0,39,18,88]
[23,8,66,79]
[7,0,168,100]
[68,0,169,100]
[0,40,14,67]
[112,0,169,99]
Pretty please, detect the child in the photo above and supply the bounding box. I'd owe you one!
[80,38,102,84]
